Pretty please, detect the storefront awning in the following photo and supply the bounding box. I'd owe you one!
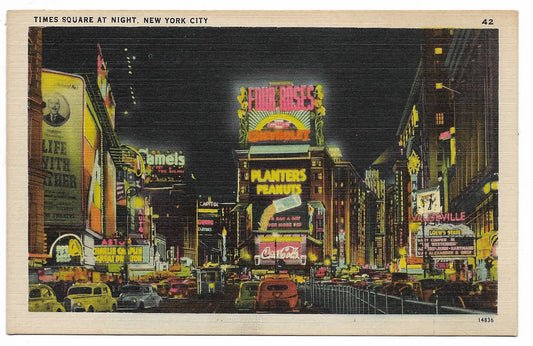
[249,144,310,155]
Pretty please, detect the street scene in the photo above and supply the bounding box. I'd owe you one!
[27,25,498,315]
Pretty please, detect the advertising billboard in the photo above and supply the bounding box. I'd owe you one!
[249,160,310,201]
[254,235,307,266]
[237,83,326,146]
[139,148,185,186]
[49,234,83,266]
[42,70,85,226]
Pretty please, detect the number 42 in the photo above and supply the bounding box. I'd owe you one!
[482,19,494,25]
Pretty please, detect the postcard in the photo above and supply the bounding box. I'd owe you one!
[6,10,518,335]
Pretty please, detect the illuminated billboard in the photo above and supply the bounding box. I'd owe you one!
[254,234,307,265]
[49,234,83,266]
[42,70,85,226]
[237,83,326,146]
[198,201,220,233]
[249,160,310,201]
[139,148,185,186]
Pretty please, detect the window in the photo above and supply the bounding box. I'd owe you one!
[314,186,323,194]
[312,159,323,167]
[94,287,102,295]
[435,47,443,54]
[436,112,444,125]
[29,289,41,298]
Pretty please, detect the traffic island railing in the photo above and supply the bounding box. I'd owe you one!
[298,282,485,315]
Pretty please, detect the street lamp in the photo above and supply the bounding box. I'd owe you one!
[272,232,279,274]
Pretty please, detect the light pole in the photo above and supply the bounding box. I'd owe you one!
[272,232,279,274]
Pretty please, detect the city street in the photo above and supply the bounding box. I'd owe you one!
[25,24,500,316]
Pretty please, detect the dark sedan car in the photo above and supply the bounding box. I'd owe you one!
[117,283,162,311]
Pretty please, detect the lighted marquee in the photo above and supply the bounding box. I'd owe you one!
[416,223,475,257]
[93,245,146,264]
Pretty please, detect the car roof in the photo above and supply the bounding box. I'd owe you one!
[71,282,106,287]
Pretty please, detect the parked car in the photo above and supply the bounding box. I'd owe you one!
[227,272,241,284]
[234,281,260,313]
[417,279,447,302]
[254,274,299,312]
[428,282,474,309]
[156,280,171,297]
[63,283,117,312]
[116,283,162,311]
[463,281,497,312]
[382,281,419,300]
[168,280,190,299]
[314,267,327,279]
[29,284,65,312]
[184,278,197,297]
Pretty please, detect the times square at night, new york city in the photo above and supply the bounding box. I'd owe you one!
[27,25,498,315]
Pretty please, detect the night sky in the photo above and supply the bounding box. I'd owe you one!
[42,27,421,201]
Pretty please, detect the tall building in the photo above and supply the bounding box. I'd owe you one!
[395,29,498,280]
[365,169,386,267]
[233,82,332,271]
[444,29,499,281]
[28,27,48,270]
[137,148,198,266]
[332,159,374,269]
[35,44,123,281]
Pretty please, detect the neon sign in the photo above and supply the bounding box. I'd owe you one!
[248,129,310,143]
[248,85,315,112]
[251,169,307,196]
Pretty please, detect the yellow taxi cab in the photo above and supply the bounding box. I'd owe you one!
[29,284,65,312]
[63,282,117,312]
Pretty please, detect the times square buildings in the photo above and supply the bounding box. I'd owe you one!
[27,27,498,284]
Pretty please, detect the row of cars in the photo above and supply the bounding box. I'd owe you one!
[313,269,498,313]
[29,281,164,312]
[155,278,197,299]
[234,273,300,313]
[358,277,497,312]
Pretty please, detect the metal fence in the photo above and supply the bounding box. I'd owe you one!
[298,282,480,314]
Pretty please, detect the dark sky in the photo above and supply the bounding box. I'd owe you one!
[42,27,421,201]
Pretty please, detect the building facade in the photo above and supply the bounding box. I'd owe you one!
[394,29,498,280]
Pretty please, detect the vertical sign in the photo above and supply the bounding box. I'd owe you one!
[416,187,442,216]
[42,70,84,226]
